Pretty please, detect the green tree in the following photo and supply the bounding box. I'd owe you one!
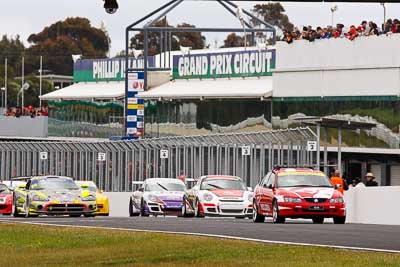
[26,17,110,75]
[252,3,294,32]
[221,33,244,48]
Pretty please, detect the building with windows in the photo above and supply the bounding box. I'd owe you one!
[41,36,400,185]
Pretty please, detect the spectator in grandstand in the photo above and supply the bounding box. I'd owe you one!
[282,30,293,44]
[365,172,379,187]
[347,25,358,41]
[383,19,393,34]
[361,20,370,35]
[368,21,380,36]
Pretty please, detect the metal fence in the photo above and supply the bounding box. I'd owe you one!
[0,127,317,191]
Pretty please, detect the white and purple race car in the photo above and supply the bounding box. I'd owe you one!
[129,178,186,217]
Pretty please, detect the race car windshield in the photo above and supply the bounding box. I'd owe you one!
[277,174,333,188]
[145,182,185,192]
[32,178,79,190]
[0,184,10,193]
[201,179,246,190]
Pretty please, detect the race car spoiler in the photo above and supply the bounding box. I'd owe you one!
[10,176,31,181]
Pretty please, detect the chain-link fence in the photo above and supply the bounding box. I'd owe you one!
[0,127,317,191]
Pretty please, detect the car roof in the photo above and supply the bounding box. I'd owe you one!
[202,175,242,180]
[274,168,324,176]
[145,178,185,184]
[75,181,95,185]
[30,175,73,180]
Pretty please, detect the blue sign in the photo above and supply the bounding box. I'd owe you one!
[125,72,145,138]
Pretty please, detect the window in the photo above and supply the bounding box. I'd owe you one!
[266,173,275,188]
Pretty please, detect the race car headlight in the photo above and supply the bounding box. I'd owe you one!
[82,195,96,201]
[203,193,213,202]
[247,194,254,202]
[32,195,48,202]
[330,197,344,204]
[148,194,160,203]
[283,197,302,203]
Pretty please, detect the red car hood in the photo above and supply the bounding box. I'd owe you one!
[278,187,336,199]
[208,189,244,198]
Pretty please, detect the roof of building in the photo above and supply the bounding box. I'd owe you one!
[40,81,124,101]
[137,77,273,100]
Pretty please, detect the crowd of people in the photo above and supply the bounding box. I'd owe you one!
[330,170,378,194]
[282,19,400,44]
[5,106,48,118]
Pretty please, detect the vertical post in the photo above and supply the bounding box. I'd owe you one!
[4,58,7,110]
[338,126,342,176]
[125,28,129,135]
[21,56,24,112]
[324,127,328,175]
[39,56,43,108]
[316,124,320,170]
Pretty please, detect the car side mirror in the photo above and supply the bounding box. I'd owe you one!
[334,184,341,189]
[247,187,253,192]
[268,184,273,189]
[139,187,144,192]
[99,189,104,193]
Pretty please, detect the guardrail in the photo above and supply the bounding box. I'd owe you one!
[0,127,317,191]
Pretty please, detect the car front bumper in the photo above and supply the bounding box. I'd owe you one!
[29,201,97,215]
[277,202,346,218]
[201,202,253,217]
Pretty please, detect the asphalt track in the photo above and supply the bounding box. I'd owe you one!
[1,216,400,253]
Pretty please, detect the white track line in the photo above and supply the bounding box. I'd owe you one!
[1,220,399,254]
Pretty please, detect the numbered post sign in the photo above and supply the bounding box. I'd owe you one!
[39,152,48,160]
[160,150,169,159]
[307,141,318,152]
[242,146,251,156]
[98,152,107,161]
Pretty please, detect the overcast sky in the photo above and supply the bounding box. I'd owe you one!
[1,1,400,55]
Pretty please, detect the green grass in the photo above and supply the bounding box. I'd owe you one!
[0,223,399,267]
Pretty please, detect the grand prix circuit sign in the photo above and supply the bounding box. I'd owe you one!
[74,57,155,82]
[173,49,276,80]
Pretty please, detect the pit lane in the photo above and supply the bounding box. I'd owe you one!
[1,216,399,253]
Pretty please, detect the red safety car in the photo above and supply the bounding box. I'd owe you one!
[0,183,13,215]
[252,167,346,224]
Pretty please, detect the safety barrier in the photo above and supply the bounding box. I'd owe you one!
[0,127,317,191]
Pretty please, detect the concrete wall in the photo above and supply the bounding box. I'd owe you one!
[106,187,400,225]
[0,116,48,137]
[345,186,400,225]
[274,35,400,97]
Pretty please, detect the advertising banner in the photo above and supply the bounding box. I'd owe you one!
[172,49,275,80]
[74,57,155,83]
[126,72,145,139]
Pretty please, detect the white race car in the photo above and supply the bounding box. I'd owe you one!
[182,175,253,218]
[129,178,186,217]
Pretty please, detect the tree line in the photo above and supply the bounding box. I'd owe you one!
[0,3,291,107]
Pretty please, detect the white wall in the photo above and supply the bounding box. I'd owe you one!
[0,116,48,137]
[273,35,400,97]
[106,187,400,225]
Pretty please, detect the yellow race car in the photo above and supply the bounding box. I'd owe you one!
[76,181,109,216]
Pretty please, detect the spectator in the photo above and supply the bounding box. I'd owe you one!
[347,25,358,41]
[384,19,393,34]
[353,177,366,188]
[365,173,379,187]
[368,21,380,36]
[330,170,349,194]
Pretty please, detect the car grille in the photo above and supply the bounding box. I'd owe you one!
[47,204,85,213]
[220,209,243,214]
[97,204,104,209]
[220,199,243,203]
[304,198,328,203]
[0,204,8,210]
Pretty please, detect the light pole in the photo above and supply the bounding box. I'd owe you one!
[1,87,5,110]
[39,55,43,108]
[18,83,30,113]
[331,5,338,28]
[381,3,386,30]
[4,58,7,110]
